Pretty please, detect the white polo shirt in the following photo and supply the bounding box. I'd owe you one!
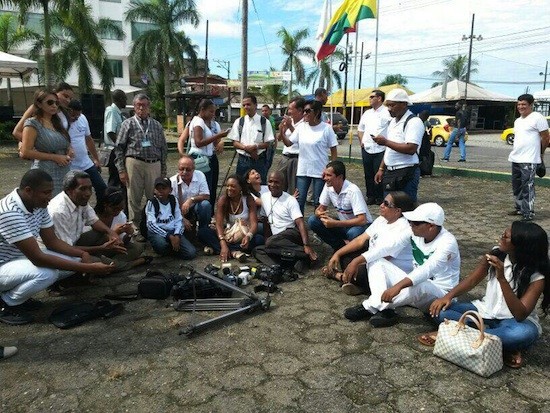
[509,111,548,164]
[319,180,372,223]
[229,113,275,156]
[289,122,338,178]
[357,106,392,154]
[260,191,302,235]
[68,114,94,171]
[170,170,210,204]
[384,110,424,168]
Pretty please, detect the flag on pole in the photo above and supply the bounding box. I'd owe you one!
[316,0,377,62]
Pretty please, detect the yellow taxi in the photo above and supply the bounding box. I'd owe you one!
[427,115,469,147]
[501,116,550,145]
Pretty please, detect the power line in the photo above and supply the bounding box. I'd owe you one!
[250,0,273,68]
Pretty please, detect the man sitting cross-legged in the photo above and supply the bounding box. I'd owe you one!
[308,160,372,252]
[323,192,414,296]
[0,170,114,325]
[344,203,460,328]
[253,171,317,273]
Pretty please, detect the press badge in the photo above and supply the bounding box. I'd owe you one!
[142,139,152,148]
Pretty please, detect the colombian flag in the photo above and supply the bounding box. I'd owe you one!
[316,0,377,62]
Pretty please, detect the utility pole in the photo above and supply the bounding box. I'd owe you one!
[204,20,209,93]
[215,59,231,122]
[241,0,248,116]
[342,35,351,118]
[462,14,482,100]
[540,60,548,90]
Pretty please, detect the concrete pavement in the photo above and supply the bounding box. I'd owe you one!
[0,146,549,412]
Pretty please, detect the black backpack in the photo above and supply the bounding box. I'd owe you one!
[139,195,177,239]
[237,115,267,141]
[403,114,434,176]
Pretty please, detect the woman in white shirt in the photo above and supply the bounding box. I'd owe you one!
[281,100,338,212]
[188,99,229,202]
[422,221,549,369]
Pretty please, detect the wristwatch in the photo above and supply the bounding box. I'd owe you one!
[190,196,196,203]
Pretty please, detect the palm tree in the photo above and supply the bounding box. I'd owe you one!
[0,13,39,105]
[46,1,123,95]
[431,54,479,87]
[305,49,344,93]
[378,74,408,87]
[277,27,315,101]
[125,0,199,120]
[261,84,286,109]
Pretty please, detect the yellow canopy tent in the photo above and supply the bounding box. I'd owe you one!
[325,84,414,108]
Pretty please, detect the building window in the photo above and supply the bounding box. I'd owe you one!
[107,59,123,78]
[26,13,44,36]
[131,22,157,40]
[100,20,123,40]
[100,0,122,3]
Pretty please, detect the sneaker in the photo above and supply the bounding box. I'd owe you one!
[1,346,18,359]
[12,298,44,311]
[344,304,373,321]
[507,210,521,216]
[341,283,364,296]
[369,309,398,328]
[0,302,34,326]
[203,246,214,256]
[522,215,534,222]
[441,158,449,162]
[457,159,466,162]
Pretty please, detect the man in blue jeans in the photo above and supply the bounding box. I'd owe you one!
[442,101,468,162]
[308,161,372,251]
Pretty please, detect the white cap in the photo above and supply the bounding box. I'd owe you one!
[403,202,445,226]
[386,88,411,105]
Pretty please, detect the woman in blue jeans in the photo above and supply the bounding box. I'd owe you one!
[420,221,549,369]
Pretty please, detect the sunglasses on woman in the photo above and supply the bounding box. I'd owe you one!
[45,99,59,106]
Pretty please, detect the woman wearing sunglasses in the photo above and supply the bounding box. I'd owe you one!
[279,100,338,212]
[19,88,72,196]
[324,191,415,295]
[421,221,549,369]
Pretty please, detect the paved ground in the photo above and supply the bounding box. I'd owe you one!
[1,143,549,412]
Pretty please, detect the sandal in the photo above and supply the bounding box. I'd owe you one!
[417,331,438,347]
[321,266,344,282]
[503,350,523,369]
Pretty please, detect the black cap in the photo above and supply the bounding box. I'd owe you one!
[154,177,171,188]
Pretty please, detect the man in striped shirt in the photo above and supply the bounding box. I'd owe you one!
[0,170,114,325]
[308,161,372,251]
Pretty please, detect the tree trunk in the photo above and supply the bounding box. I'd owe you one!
[164,55,171,121]
[288,55,293,103]
[42,1,53,87]
[7,78,13,106]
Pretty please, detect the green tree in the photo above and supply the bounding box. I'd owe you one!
[261,83,286,109]
[277,27,315,101]
[0,13,39,105]
[378,74,408,87]
[46,1,123,95]
[125,0,199,120]
[431,54,479,87]
[305,49,344,93]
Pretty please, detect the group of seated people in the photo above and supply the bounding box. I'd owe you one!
[1,153,549,371]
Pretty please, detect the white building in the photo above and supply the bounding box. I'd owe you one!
[0,0,150,112]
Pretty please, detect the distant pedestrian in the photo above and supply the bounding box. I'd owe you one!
[104,89,128,188]
[357,89,392,205]
[442,101,468,162]
[508,94,549,221]
[261,104,277,172]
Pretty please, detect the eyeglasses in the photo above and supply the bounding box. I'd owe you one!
[45,99,59,106]
[382,199,396,208]
[304,108,313,114]
[369,95,377,99]
[179,167,193,172]
[410,221,428,227]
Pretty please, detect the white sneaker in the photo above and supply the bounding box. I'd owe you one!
[1,346,18,359]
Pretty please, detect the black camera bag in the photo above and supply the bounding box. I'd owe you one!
[138,270,174,299]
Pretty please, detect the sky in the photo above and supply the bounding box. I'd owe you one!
[182,0,550,99]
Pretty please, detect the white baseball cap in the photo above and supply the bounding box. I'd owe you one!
[386,88,412,105]
[403,202,445,226]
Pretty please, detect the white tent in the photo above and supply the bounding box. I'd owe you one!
[534,90,550,101]
[410,79,515,103]
[0,51,37,78]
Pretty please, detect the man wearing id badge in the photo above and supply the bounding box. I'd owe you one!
[114,94,167,230]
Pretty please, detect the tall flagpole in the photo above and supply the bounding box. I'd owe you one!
[373,0,380,86]
[348,29,359,162]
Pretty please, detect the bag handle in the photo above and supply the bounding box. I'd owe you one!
[455,310,486,349]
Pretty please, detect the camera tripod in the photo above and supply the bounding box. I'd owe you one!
[175,265,271,337]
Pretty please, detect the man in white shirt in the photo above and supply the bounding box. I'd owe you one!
[48,170,128,264]
[308,160,372,251]
[253,171,317,272]
[508,94,549,221]
[103,89,127,188]
[170,155,211,235]
[276,97,305,193]
[344,203,460,328]
[373,88,425,202]
[229,94,275,184]
[67,99,107,207]
[357,89,392,205]
[0,170,114,325]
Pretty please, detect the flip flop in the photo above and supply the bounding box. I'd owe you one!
[503,350,523,369]
[321,266,344,282]
[417,331,438,347]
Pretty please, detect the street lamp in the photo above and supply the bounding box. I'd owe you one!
[540,61,548,90]
[462,13,482,100]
